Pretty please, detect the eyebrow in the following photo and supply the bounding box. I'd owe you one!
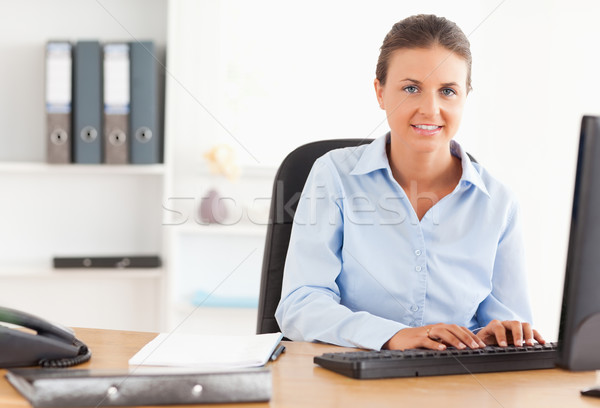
[400,78,462,88]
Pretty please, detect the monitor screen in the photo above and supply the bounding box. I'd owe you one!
[557,115,600,370]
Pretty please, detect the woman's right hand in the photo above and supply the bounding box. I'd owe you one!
[383,323,487,350]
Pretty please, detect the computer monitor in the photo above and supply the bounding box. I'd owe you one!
[557,115,600,371]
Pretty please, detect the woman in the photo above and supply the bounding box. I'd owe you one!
[275,14,545,351]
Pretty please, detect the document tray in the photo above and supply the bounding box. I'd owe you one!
[6,367,271,407]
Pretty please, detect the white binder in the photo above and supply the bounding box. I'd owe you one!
[45,41,72,164]
[103,43,130,164]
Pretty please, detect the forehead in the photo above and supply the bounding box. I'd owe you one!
[387,46,468,86]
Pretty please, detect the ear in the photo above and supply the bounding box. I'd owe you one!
[374,78,385,110]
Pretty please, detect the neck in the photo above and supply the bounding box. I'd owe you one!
[387,141,460,192]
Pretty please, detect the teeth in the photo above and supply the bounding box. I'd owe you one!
[414,125,439,130]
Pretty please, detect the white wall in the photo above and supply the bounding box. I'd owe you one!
[167,0,600,340]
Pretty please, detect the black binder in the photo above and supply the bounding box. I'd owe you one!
[73,40,103,164]
[7,367,271,407]
[130,41,160,164]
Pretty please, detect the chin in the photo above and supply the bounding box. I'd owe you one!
[408,140,449,155]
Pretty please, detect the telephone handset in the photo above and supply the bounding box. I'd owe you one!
[0,306,91,368]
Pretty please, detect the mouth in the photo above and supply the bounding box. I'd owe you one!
[411,124,443,135]
[412,124,442,130]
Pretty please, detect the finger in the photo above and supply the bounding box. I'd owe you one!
[452,326,485,349]
[468,328,488,348]
[522,322,535,346]
[422,337,447,351]
[492,320,508,347]
[532,329,546,345]
[503,320,524,346]
[431,326,469,349]
[475,326,497,346]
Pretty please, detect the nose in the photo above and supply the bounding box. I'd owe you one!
[418,91,440,117]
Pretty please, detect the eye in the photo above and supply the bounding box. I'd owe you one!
[403,85,419,94]
[441,88,457,97]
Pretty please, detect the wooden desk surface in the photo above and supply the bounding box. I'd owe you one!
[1,328,600,408]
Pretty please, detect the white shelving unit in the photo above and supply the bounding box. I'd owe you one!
[162,195,272,334]
[161,0,280,335]
[1,0,279,336]
[0,0,168,332]
[0,162,165,175]
[0,164,166,331]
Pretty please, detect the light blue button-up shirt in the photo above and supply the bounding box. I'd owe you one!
[275,133,533,350]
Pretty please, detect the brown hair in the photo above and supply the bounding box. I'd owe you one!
[376,14,472,92]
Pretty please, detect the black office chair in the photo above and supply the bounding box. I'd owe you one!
[256,139,373,334]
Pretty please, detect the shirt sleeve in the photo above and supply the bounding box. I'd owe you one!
[274,156,406,350]
[475,200,534,326]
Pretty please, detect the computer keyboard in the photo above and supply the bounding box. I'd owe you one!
[314,342,558,379]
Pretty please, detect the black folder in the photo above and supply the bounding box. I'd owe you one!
[73,40,103,164]
[130,41,160,164]
[6,367,271,407]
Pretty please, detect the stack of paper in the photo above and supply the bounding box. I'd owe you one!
[129,332,283,368]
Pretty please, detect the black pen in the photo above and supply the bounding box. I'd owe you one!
[271,345,286,361]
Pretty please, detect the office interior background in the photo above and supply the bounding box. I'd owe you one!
[0,0,597,341]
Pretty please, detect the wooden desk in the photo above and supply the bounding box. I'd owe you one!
[1,328,600,408]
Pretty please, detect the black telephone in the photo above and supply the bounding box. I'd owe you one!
[0,306,91,368]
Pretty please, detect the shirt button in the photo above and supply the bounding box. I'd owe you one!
[415,266,422,272]
[411,305,419,312]
[415,249,422,256]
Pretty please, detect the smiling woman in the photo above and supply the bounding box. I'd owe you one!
[275,14,545,352]
[374,46,468,220]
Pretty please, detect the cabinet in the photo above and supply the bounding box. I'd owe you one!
[162,0,277,334]
[0,163,165,331]
[161,165,275,334]
[0,1,168,331]
[0,0,279,335]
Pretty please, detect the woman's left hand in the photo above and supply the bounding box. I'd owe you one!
[476,320,545,347]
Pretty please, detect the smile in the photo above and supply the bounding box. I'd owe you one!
[410,124,443,137]
[412,124,441,130]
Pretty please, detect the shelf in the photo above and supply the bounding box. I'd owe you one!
[0,162,165,176]
[0,266,163,279]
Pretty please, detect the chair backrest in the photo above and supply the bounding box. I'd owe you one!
[256,139,373,334]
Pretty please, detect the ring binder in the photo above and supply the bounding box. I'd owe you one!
[7,367,271,407]
[130,41,160,164]
[45,41,73,164]
[73,41,102,164]
[103,43,130,164]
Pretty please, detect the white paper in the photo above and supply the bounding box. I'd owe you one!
[129,332,283,368]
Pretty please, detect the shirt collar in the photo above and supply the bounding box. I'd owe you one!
[348,133,390,176]
[349,133,490,197]
[450,139,490,197]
